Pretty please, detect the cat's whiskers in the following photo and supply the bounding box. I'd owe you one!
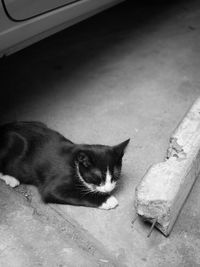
[79,186,98,198]
[80,190,94,197]
[74,180,96,196]
[75,180,103,197]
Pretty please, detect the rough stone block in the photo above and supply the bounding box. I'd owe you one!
[135,97,200,236]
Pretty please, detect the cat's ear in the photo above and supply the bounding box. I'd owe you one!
[112,139,130,159]
[77,152,91,168]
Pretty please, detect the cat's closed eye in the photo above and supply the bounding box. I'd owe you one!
[92,169,102,179]
[82,171,102,185]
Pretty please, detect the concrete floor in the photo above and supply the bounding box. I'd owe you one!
[1,0,200,266]
[0,181,115,267]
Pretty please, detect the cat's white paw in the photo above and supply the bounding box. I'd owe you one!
[99,196,118,210]
[0,174,20,188]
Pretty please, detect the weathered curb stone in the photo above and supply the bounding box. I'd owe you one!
[135,97,200,236]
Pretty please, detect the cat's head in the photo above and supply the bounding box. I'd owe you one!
[74,139,130,194]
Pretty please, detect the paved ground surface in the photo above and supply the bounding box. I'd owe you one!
[0,181,116,267]
[1,0,200,266]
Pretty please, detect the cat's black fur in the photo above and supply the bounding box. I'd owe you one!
[0,121,129,208]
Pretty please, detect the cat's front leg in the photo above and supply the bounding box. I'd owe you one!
[78,192,119,209]
[42,183,119,209]
[99,196,118,210]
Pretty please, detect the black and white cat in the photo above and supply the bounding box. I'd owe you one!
[0,121,129,209]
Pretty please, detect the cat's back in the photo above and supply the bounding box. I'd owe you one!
[0,121,71,142]
[0,121,74,177]
[0,121,73,155]
[0,121,49,137]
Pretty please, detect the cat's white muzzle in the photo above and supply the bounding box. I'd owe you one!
[96,181,116,193]
[96,168,116,193]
